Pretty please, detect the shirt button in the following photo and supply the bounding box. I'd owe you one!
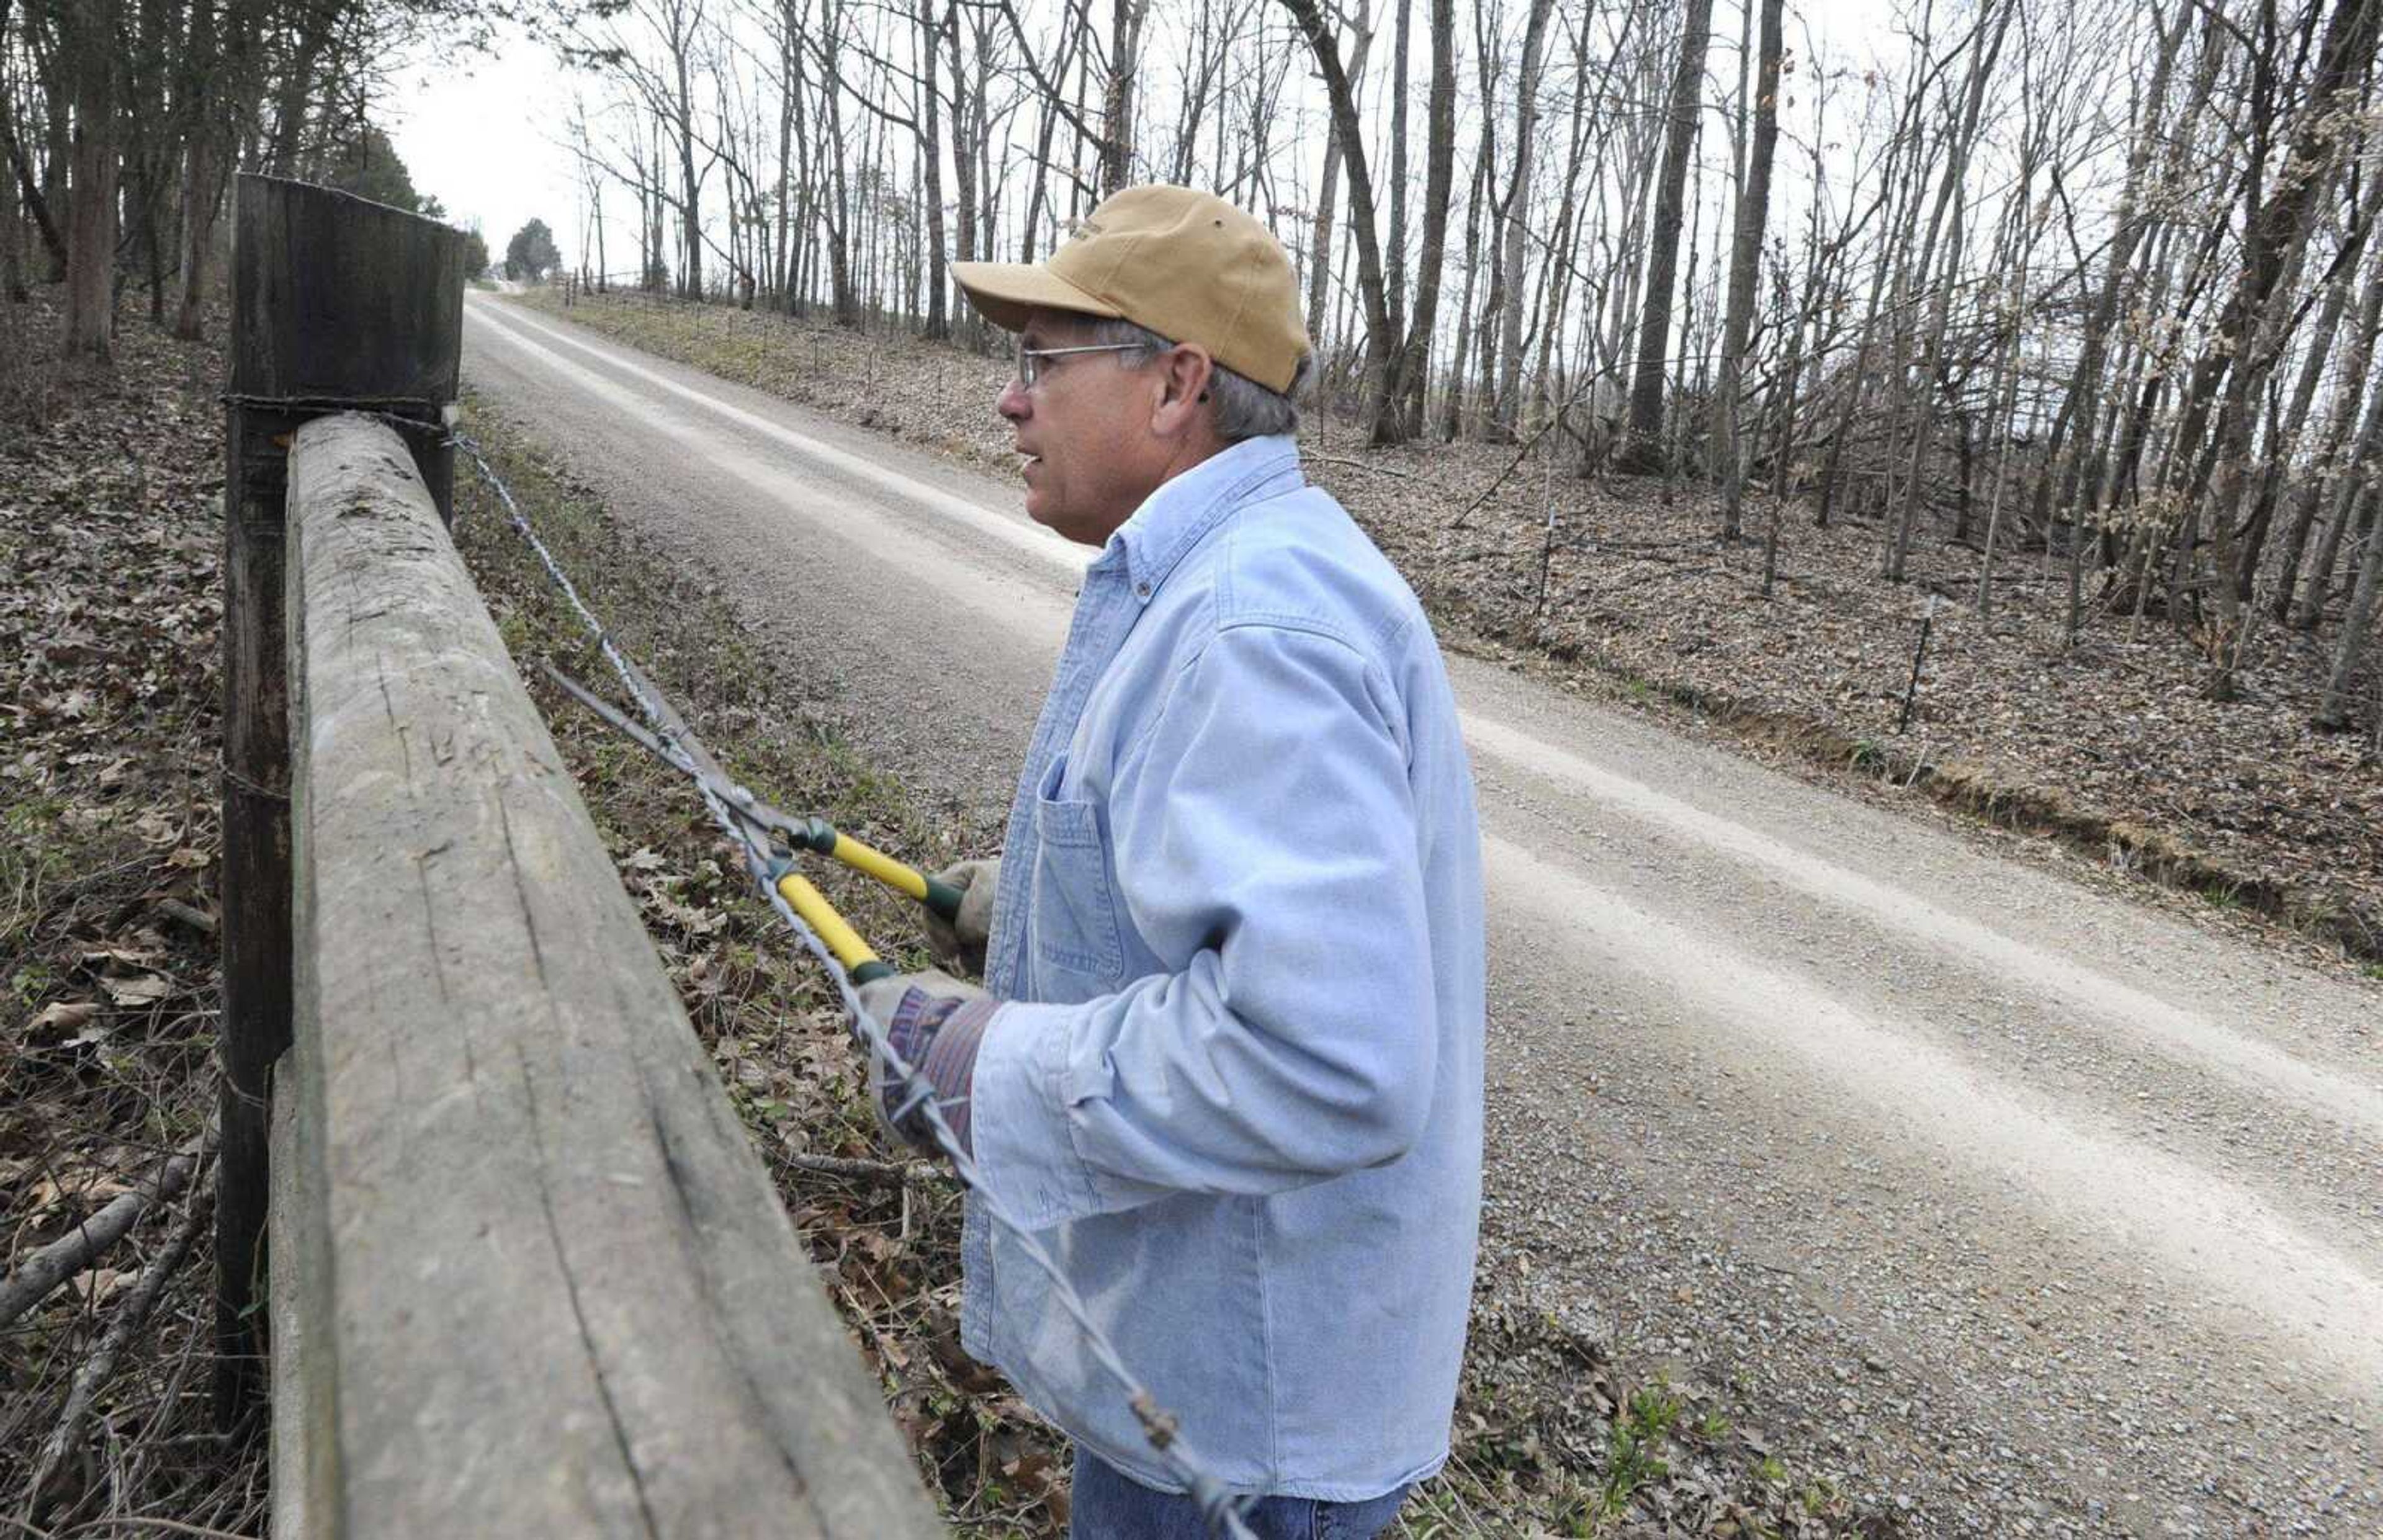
[1135,582,1151,599]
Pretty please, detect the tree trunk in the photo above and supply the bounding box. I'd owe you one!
[646,118,663,287]
[2237,168,2382,601]
[2183,0,2381,686]
[2294,375,2383,630]
[975,28,997,271]
[2315,492,2383,728]
[1017,9,1085,264]
[1814,60,1939,528]
[63,0,119,362]
[917,0,948,338]
[945,0,981,344]
[1283,0,1396,437]
[1441,140,1487,441]
[1716,0,1784,542]
[1303,1,1370,375]
[1384,0,1455,441]
[4,107,68,279]
[1,0,26,304]
[0,0,64,283]
[1532,26,1595,428]
[1620,0,1714,473]
[266,13,328,174]
[1977,223,2032,616]
[787,6,817,310]
[37,28,69,284]
[1,135,19,303]
[1494,0,1557,437]
[2045,6,2194,536]
[1099,0,1146,194]
[2276,235,2383,623]
[138,0,173,318]
[1600,53,1666,434]
[817,2,858,325]
[673,30,704,298]
[773,19,796,305]
[2104,212,2223,515]
[1883,2,2014,582]
[170,128,218,338]
[1383,0,1409,363]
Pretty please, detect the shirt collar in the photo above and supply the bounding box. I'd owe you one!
[1096,436,1304,603]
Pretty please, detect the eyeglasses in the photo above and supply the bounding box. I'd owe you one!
[1015,339,1149,390]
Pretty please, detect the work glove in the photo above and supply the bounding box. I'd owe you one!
[857,969,997,1157]
[923,857,1000,978]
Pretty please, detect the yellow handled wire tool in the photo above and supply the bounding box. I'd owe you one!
[543,664,959,985]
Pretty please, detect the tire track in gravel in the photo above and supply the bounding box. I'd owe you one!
[465,293,2383,1534]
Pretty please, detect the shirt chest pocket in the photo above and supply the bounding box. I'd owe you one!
[1028,759,1127,995]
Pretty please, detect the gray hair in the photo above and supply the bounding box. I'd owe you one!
[1079,318,1311,442]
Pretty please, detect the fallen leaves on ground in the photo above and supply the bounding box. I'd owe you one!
[0,287,256,1532]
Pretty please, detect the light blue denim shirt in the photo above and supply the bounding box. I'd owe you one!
[964,434,1486,1501]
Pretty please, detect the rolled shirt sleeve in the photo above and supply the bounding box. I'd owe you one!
[970,620,1439,1230]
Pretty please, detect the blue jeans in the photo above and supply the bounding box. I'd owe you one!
[1069,1451,1411,1540]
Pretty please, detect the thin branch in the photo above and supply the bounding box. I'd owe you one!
[1306,453,1419,480]
[781,1152,944,1188]
[0,1131,215,1335]
[23,1165,218,1521]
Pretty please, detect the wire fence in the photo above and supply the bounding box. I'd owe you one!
[442,423,1263,1540]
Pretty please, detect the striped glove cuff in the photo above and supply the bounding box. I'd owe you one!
[882,987,999,1156]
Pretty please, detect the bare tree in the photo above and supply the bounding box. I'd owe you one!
[61,0,117,359]
[1299,0,1370,347]
[1619,0,1712,472]
[1492,0,1556,438]
[1716,0,1784,542]
[2276,226,2383,624]
[1883,1,2014,583]
[2317,493,2383,725]
[1100,0,1149,193]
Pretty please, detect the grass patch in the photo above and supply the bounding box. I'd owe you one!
[1405,1306,1874,1536]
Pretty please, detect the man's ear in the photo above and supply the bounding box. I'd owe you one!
[1151,345,1216,434]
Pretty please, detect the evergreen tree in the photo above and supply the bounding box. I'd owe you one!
[505,218,562,284]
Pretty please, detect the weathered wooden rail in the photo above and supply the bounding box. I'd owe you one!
[221,174,941,1536]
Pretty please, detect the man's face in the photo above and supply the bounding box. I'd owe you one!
[997,311,1166,547]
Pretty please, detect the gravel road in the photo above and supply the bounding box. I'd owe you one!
[462,293,2383,1536]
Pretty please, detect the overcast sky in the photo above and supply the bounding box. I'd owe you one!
[387,4,1924,275]
[387,28,588,255]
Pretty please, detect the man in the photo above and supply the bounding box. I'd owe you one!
[856,185,1484,1540]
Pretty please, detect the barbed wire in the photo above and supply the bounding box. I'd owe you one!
[443,426,1262,1540]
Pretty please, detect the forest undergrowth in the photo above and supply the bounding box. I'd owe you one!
[1,293,262,1532]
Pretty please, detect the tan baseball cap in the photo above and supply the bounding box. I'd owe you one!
[952,185,1313,395]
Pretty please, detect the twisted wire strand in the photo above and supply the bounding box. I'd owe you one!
[449,429,1259,1540]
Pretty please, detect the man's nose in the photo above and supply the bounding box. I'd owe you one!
[997,377,1030,421]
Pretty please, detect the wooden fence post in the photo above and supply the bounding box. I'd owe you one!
[272,414,942,1534]
[217,174,461,1425]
